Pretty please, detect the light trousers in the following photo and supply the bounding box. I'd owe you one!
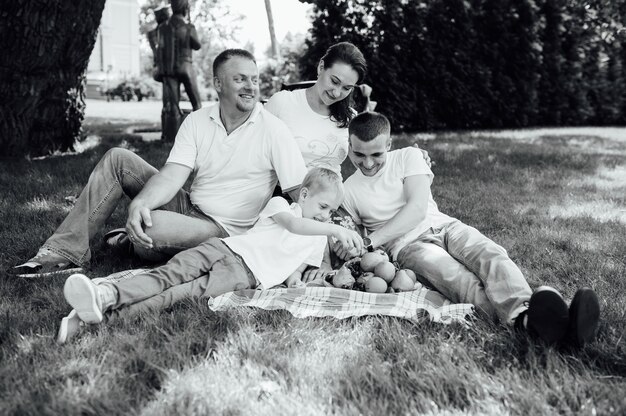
[104,238,256,318]
[42,147,227,266]
[397,220,532,323]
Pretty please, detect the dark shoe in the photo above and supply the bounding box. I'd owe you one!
[12,248,82,278]
[104,228,133,255]
[526,286,569,344]
[566,287,600,348]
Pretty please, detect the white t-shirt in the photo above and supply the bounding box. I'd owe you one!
[342,147,454,260]
[166,102,308,236]
[223,197,328,289]
[264,89,349,176]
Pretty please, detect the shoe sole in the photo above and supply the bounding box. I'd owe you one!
[103,228,133,255]
[569,288,600,347]
[63,274,103,324]
[527,286,569,344]
[17,266,84,279]
[57,310,78,345]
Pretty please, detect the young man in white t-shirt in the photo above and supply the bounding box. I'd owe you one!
[60,168,363,332]
[339,112,600,348]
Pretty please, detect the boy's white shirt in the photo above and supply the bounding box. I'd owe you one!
[342,147,454,260]
[222,197,327,289]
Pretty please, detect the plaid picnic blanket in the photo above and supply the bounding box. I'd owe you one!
[208,284,474,324]
[100,269,474,324]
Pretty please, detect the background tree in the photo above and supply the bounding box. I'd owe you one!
[299,0,626,131]
[0,1,106,157]
[259,32,307,98]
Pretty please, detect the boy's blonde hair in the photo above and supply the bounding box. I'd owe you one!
[299,167,344,198]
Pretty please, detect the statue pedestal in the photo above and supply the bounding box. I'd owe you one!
[161,108,181,142]
[161,107,191,141]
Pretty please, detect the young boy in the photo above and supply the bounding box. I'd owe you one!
[61,168,362,329]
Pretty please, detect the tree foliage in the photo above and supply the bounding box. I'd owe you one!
[259,32,308,98]
[299,0,626,131]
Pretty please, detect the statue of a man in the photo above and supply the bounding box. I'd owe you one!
[147,5,171,80]
[151,0,202,141]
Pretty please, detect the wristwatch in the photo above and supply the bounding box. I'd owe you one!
[363,237,374,252]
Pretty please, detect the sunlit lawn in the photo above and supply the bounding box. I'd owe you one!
[1,121,625,415]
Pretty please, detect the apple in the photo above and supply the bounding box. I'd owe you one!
[374,261,396,283]
[365,276,387,293]
[360,272,375,282]
[360,251,385,272]
[374,248,390,263]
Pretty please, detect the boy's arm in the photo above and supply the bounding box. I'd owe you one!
[302,243,334,283]
[271,212,363,253]
[284,263,307,288]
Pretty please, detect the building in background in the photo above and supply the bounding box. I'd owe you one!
[86,0,140,98]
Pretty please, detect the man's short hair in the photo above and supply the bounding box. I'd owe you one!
[212,49,256,78]
[300,167,344,198]
[348,112,391,142]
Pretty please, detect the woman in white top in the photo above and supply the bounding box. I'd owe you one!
[265,42,367,176]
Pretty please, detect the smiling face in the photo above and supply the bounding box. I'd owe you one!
[299,186,343,222]
[348,133,391,177]
[314,61,359,107]
[214,56,259,113]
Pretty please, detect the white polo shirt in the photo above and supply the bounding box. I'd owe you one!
[265,89,349,177]
[223,197,327,289]
[166,102,308,236]
[342,147,454,260]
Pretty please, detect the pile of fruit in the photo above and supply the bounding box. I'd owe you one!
[326,249,418,293]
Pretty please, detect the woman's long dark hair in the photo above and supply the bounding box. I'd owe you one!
[320,42,367,128]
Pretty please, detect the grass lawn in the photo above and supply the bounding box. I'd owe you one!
[1,121,625,415]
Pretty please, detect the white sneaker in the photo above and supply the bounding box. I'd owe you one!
[63,274,104,324]
[56,310,83,344]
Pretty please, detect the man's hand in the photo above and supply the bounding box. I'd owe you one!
[302,267,331,283]
[331,240,360,261]
[412,144,433,168]
[126,202,154,249]
[122,163,192,250]
[331,226,363,254]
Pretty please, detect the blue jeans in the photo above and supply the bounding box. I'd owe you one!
[42,147,227,266]
[396,220,532,324]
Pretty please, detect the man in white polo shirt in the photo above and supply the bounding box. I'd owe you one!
[339,112,600,348]
[14,49,308,277]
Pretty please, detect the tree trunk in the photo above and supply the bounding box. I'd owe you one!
[0,0,106,157]
[264,0,280,61]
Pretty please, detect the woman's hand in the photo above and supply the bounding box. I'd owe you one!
[412,144,433,168]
